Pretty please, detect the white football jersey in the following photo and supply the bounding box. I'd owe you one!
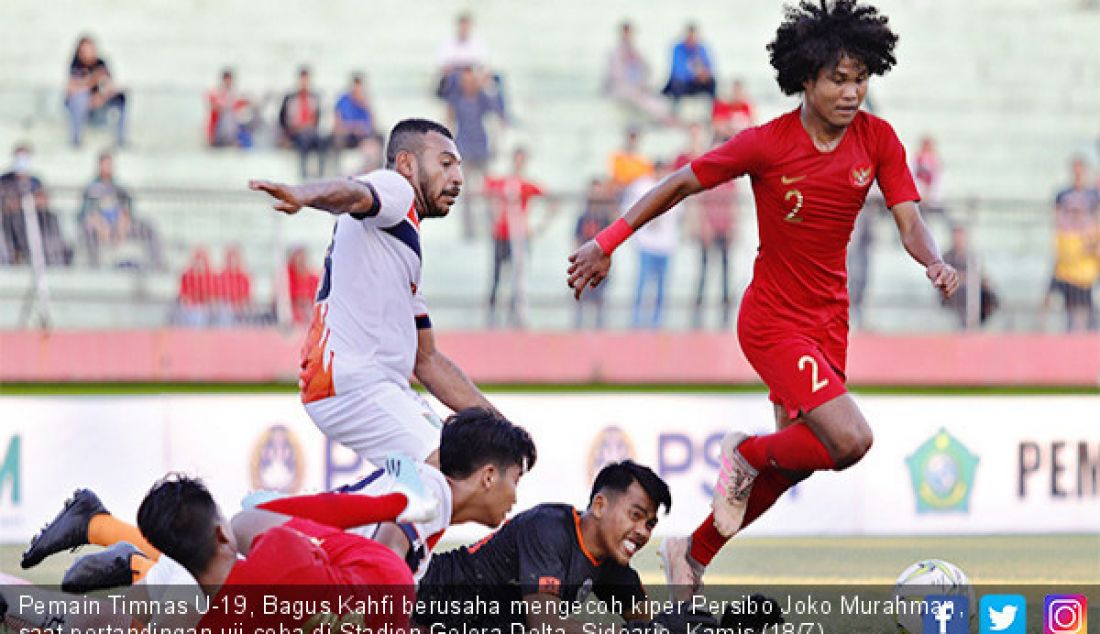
[346,463,453,583]
[299,169,429,403]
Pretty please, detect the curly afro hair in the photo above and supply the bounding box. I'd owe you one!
[767,0,899,96]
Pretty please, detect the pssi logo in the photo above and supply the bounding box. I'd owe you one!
[587,426,636,483]
[0,435,21,506]
[250,425,304,494]
[658,431,799,501]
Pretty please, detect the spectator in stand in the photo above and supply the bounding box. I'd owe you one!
[942,224,998,328]
[175,247,217,327]
[78,152,163,270]
[0,144,72,266]
[436,12,491,98]
[65,35,127,148]
[207,68,254,148]
[353,133,385,175]
[847,192,882,331]
[286,246,319,326]
[672,123,737,329]
[278,66,328,178]
[216,244,253,324]
[1054,156,1097,227]
[627,160,681,329]
[603,21,674,125]
[711,78,756,140]
[912,135,946,218]
[573,178,615,329]
[661,24,717,108]
[444,66,505,240]
[1044,197,1100,332]
[333,73,376,152]
[483,147,552,328]
[609,126,653,194]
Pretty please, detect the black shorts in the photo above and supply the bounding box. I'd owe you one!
[1049,279,1094,310]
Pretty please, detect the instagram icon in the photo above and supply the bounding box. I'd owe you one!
[1045,595,1088,634]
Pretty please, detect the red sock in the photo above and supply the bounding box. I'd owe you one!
[259,492,408,529]
[740,470,798,529]
[690,470,801,565]
[689,513,728,566]
[736,424,835,472]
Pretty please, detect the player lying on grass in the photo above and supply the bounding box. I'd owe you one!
[412,460,717,633]
[20,407,534,590]
[568,0,958,597]
[4,474,416,632]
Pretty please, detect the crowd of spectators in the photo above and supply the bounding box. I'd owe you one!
[0,143,162,271]
[174,244,320,328]
[564,116,746,331]
[5,16,1089,333]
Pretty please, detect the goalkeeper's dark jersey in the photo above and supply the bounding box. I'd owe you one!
[415,503,646,628]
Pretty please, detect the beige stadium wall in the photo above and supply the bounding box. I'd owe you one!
[0,393,1097,544]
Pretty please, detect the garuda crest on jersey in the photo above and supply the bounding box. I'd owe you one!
[849,163,874,188]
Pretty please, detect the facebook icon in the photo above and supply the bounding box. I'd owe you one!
[923,595,969,634]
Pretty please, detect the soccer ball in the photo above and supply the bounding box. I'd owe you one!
[892,559,975,633]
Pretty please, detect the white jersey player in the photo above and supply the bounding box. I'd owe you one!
[260,408,537,584]
[250,119,498,469]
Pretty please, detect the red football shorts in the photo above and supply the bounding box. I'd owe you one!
[738,315,848,421]
[285,518,414,587]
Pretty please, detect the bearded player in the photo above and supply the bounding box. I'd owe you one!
[567,0,959,592]
[251,118,499,516]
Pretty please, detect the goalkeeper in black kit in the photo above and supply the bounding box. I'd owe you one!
[413,460,719,633]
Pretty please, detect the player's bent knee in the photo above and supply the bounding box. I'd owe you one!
[833,422,873,470]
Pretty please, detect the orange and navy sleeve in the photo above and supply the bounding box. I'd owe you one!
[872,118,920,209]
[516,516,571,597]
[352,170,416,226]
[689,126,765,189]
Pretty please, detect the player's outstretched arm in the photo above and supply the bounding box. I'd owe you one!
[414,327,499,415]
[249,178,378,216]
[567,166,704,300]
[890,201,960,299]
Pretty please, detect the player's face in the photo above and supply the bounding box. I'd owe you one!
[598,482,658,566]
[415,132,464,219]
[803,55,869,130]
[481,463,523,527]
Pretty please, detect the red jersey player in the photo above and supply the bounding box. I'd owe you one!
[136,474,415,631]
[567,0,959,595]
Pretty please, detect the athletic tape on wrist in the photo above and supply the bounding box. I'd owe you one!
[594,217,634,255]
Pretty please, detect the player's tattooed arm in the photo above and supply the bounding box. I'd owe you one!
[890,200,960,299]
[249,178,378,216]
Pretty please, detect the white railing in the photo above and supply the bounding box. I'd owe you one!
[0,186,1082,333]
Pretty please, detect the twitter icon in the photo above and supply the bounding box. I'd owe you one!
[981,594,1027,634]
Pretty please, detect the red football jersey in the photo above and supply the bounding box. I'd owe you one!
[200,519,413,630]
[691,108,919,332]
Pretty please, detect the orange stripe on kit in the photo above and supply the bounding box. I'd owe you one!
[300,303,336,404]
